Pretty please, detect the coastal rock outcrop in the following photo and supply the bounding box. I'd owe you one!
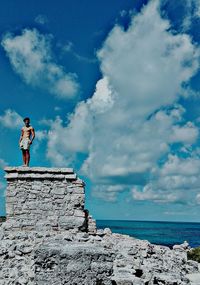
[0,167,199,285]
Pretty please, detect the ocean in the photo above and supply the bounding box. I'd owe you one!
[96,220,200,248]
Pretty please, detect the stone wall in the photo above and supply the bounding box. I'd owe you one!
[4,167,96,234]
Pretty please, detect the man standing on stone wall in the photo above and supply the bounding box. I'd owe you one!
[19,117,35,167]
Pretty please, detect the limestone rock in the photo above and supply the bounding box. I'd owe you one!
[0,166,199,284]
[35,239,114,284]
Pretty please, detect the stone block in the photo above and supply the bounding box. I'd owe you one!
[67,186,84,194]
[51,187,65,195]
[74,209,86,217]
[58,216,86,230]
[6,205,15,216]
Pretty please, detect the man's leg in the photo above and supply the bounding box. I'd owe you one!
[25,150,30,166]
[22,150,26,165]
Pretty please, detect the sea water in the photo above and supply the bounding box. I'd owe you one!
[96,220,200,248]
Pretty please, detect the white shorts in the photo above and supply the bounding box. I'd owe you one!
[20,138,30,150]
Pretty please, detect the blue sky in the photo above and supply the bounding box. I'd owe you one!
[0,0,200,222]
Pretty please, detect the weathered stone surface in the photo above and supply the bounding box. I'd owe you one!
[4,166,74,173]
[0,166,199,284]
[4,167,76,181]
[5,173,77,180]
[35,239,114,285]
[4,167,86,232]
[58,216,86,230]
[106,233,200,285]
[186,264,200,285]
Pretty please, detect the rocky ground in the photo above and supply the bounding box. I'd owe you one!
[0,224,199,285]
[1,167,199,284]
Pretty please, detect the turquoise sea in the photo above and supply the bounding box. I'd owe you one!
[96,220,200,248]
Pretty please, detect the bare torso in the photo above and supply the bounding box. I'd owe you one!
[22,126,33,139]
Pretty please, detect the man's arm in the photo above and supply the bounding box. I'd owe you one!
[30,128,35,144]
[19,129,23,144]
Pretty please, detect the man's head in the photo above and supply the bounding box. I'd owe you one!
[23,117,30,127]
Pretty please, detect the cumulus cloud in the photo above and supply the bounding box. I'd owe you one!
[35,130,47,141]
[46,77,113,166]
[161,0,200,31]
[92,185,125,202]
[132,154,200,205]
[0,109,23,129]
[187,0,200,18]
[1,29,79,99]
[32,130,48,154]
[182,0,200,31]
[169,122,199,145]
[46,108,92,165]
[46,0,200,203]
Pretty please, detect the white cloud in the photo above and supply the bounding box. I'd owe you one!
[188,0,200,18]
[92,185,125,202]
[46,0,200,202]
[168,0,200,31]
[1,29,79,99]
[35,14,48,25]
[32,130,47,154]
[46,106,92,165]
[0,109,23,129]
[169,122,199,145]
[132,154,200,205]
[120,10,127,18]
[0,158,7,169]
[62,41,74,53]
[195,0,200,17]
[35,130,47,141]
[54,106,61,112]
[196,193,200,204]
[46,77,113,166]
[61,40,97,64]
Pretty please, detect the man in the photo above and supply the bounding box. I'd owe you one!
[19,117,35,167]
